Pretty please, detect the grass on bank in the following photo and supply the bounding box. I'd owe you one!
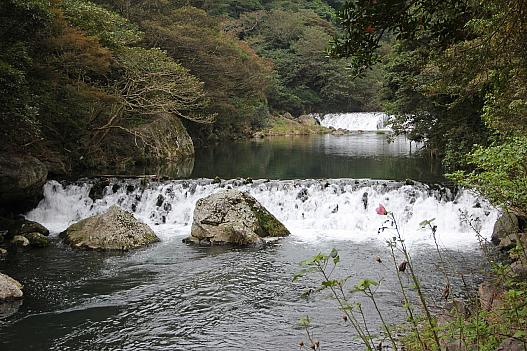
[256,116,330,137]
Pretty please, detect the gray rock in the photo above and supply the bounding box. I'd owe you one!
[136,114,194,161]
[498,235,516,250]
[492,212,519,245]
[0,218,49,240]
[88,179,110,202]
[17,220,49,237]
[0,273,23,301]
[10,235,30,248]
[496,338,525,351]
[186,190,290,246]
[60,205,159,251]
[24,232,50,248]
[298,115,317,126]
[497,232,527,254]
[510,261,527,278]
[332,128,348,136]
[441,340,469,351]
[0,154,48,213]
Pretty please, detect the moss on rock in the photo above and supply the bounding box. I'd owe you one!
[247,198,290,238]
[24,232,50,248]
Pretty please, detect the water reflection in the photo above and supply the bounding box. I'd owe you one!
[81,158,195,179]
[192,135,443,182]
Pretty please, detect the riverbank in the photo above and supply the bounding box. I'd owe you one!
[400,210,527,351]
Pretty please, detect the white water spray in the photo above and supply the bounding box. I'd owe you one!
[321,112,391,132]
[26,178,497,249]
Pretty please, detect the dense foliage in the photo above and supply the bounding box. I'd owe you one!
[1,0,384,172]
[0,0,213,171]
[333,0,527,209]
[329,2,527,348]
[95,0,383,138]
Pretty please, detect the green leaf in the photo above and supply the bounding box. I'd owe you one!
[300,253,327,266]
[292,271,305,282]
[298,315,311,327]
[354,278,379,291]
[419,218,436,227]
[321,280,339,288]
[333,255,340,265]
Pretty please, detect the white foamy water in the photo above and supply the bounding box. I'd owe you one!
[321,112,391,131]
[26,178,497,250]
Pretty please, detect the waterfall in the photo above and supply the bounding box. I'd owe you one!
[321,112,391,131]
[26,178,497,249]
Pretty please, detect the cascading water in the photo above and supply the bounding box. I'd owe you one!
[27,178,497,249]
[0,177,496,350]
[321,112,391,131]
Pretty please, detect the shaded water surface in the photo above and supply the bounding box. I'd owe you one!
[0,239,486,350]
[192,135,443,182]
[89,134,442,182]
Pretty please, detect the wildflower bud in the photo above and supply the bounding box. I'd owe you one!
[299,341,304,347]
[442,285,451,300]
[375,256,382,263]
[398,261,408,272]
[376,204,387,215]
[342,314,348,321]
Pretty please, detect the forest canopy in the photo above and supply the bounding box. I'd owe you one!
[1,0,380,171]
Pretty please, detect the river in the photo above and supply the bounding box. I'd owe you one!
[0,114,496,350]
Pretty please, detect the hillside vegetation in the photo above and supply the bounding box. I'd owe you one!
[0,0,382,173]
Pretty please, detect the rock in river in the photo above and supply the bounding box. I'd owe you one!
[491,212,519,245]
[10,235,30,248]
[24,232,50,248]
[185,190,290,246]
[0,217,49,241]
[60,205,159,251]
[0,273,23,301]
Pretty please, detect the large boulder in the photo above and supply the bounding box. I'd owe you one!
[298,114,318,126]
[186,190,290,246]
[492,212,519,245]
[136,114,194,161]
[0,273,23,301]
[17,220,49,237]
[0,217,49,241]
[60,205,159,250]
[0,154,48,213]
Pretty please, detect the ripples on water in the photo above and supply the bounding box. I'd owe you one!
[0,238,487,351]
